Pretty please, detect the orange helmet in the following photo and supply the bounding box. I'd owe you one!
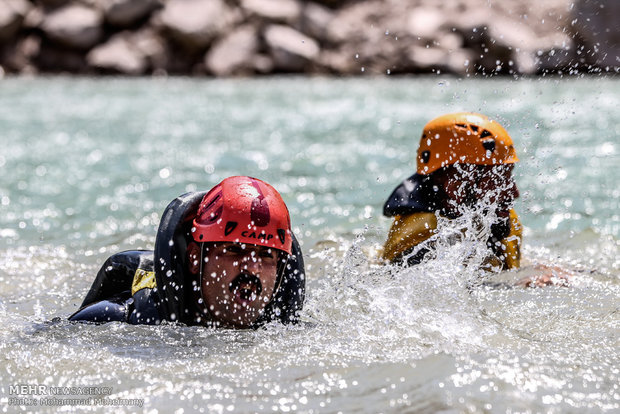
[416,112,519,175]
[192,176,292,254]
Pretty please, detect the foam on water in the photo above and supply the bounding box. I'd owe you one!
[0,77,618,413]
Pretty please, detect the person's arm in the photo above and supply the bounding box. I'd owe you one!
[514,264,571,288]
[78,250,152,308]
[69,251,153,322]
[68,294,131,323]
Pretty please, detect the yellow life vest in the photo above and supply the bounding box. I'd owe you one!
[131,268,157,295]
[382,209,522,269]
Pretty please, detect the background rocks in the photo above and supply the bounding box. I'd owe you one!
[0,0,617,76]
[41,4,103,50]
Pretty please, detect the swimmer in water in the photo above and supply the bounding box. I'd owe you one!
[381,112,568,287]
[70,176,305,327]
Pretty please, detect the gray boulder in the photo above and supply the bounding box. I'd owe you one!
[264,24,320,71]
[132,27,168,72]
[103,0,161,28]
[41,4,103,50]
[0,34,40,73]
[301,2,335,42]
[87,32,148,74]
[205,24,259,76]
[0,0,31,43]
[572,0,620,69]
[35,44,86,72]
[326,1,383,44]
[22,6,44,30]
[407,7,446,39]
[408,44,475,75]
[241,0,302,23]
[157,0,237,51]
[37,0,70,7]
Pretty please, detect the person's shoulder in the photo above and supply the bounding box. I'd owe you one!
[384,173,438,217]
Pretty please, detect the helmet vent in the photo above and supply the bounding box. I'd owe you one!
[480,129,493,138]
[196,191,223,225]
[482,139,496,153]
[455,123,467,129]
[197,205,223,225]
[470,125,479,132]
[421,150,431,163]
[250,179,271,227]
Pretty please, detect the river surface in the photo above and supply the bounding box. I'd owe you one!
[0,76,618,413]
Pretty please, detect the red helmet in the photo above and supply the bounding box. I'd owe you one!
[192,176,293,255]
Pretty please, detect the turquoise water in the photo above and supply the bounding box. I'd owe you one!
[0,77,618,412]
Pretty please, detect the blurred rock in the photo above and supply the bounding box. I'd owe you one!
[38,0,71,8]
[252,53,274,73]
[435,32,463,51]
[407,46,447,71]
[86,27,169,73]
[311,0,347,7]
[205,24,259,76]
[572,0,620,70]
[326,1,382,44]
[23,6,44,29]
[132,27,168,71]
[102,0,161,27]
[87,32,148,74]
[241,0,302,23]
[320,48,358,74]
[264,24,319,71]
[532,41,576,74]
[301,2,335,42]
[157,0,237,51]
[35,41,87,72]
[407,45,474,75]
[0,0,31,42]
[3,0,610,76]
[488,17,538,48]
[407,7,446,39]
[41,4,103,50]
[0,34,40,73]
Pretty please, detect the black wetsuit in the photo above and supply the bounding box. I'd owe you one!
[69,191,306,327]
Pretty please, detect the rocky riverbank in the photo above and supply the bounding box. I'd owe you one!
[0,0,618,77]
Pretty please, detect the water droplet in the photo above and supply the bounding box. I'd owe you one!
[159,168,170,179]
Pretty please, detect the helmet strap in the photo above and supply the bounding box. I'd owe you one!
[273,251,289,298]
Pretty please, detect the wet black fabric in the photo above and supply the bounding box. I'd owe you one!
[69,251,163,325]
[383,173,442,217]
[77,250,153,309]
[69,295,129,323]
[153,191,207,323]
